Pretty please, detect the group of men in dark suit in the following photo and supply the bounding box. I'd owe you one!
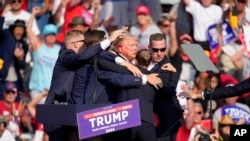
[91,33,183,141]
[45,28,185,141]
[43,24,250,141]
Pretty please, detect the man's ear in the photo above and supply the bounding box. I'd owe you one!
[117,45,123,52]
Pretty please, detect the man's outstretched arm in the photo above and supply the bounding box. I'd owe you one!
[203,77,250,100]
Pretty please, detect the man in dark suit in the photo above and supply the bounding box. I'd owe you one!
[45,29,126,104]
[147,33,183,141]
[44,29,126,141]
[98,34,163,141]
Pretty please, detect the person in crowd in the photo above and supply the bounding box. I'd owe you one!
[0,17,27,99]
[231,47,250,105]
[184,0,223,65]
[0,116,15,141]
[169,0,193,38]
[147,33,182,141]
[176,92,195,141]
[157,14,181,76]
[27,0,52,34]
[213,84,250,133]
[2,0,40,35]
[104,0,128,29]
[56,0,92,44]
[68,16,89,35]
[8,19,28,94]
[178,34,196,87]
[0,82,32,140]
[129,5,161,50]
[219,0,250,80]
[217,115,245,141]
[27,7,61,104]
[128,0,162,25]
[27,89,49,141]
[203,73,222,119]
[187,102,210,141]
[157,15,171,47]
[232,47,250,81]
[52,0,68,29]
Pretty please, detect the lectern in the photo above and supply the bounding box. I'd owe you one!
[36,104,108,141]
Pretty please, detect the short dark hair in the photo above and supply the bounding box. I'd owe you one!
[85,30,105,47]
[136,49,152,67]
[149,33,166,46]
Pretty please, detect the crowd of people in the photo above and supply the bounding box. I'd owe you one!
[1,0,250,141]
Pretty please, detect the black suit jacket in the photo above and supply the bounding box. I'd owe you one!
[98,52,156,124]
[116,67,156,125]
[204,77,250,100]
[151,57,184,136]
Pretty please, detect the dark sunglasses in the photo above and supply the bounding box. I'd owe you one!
[5,90,16,94]
[152,47,166,52]
[195,111,203,115]
[71,39,85,44]
[11,0,21,3]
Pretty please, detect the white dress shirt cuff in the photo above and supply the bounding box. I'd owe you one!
[142,74,147,85]
[202,91,205,100]
[115,56,125,64]
[100,39,111,50]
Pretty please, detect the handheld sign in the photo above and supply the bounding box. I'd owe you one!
[222,105,250,124]
[207,21,236,50]
[77,99,141,140]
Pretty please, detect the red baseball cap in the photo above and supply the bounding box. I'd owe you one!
[136,5,150,15]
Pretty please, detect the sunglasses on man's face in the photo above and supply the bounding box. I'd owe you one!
[151,47,166,52]
[71,39,85,44]
[5,90,16,94]
[11,0,21,4]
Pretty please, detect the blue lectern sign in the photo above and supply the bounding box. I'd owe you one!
[77,99,141,140]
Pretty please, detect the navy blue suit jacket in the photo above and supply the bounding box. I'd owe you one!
[45,44,104,104]
[97,51,160,125]
[204,77,250,100]
[69,50,143,104]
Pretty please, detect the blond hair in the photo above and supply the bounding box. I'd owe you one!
[136,49,152,67]
[64,30,84,45]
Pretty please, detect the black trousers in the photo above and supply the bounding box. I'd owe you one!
[157,132,177,141]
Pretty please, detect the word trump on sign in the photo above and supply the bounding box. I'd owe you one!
[77,99,141,140]
[222,105,250,124]
[87,108,129,128]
